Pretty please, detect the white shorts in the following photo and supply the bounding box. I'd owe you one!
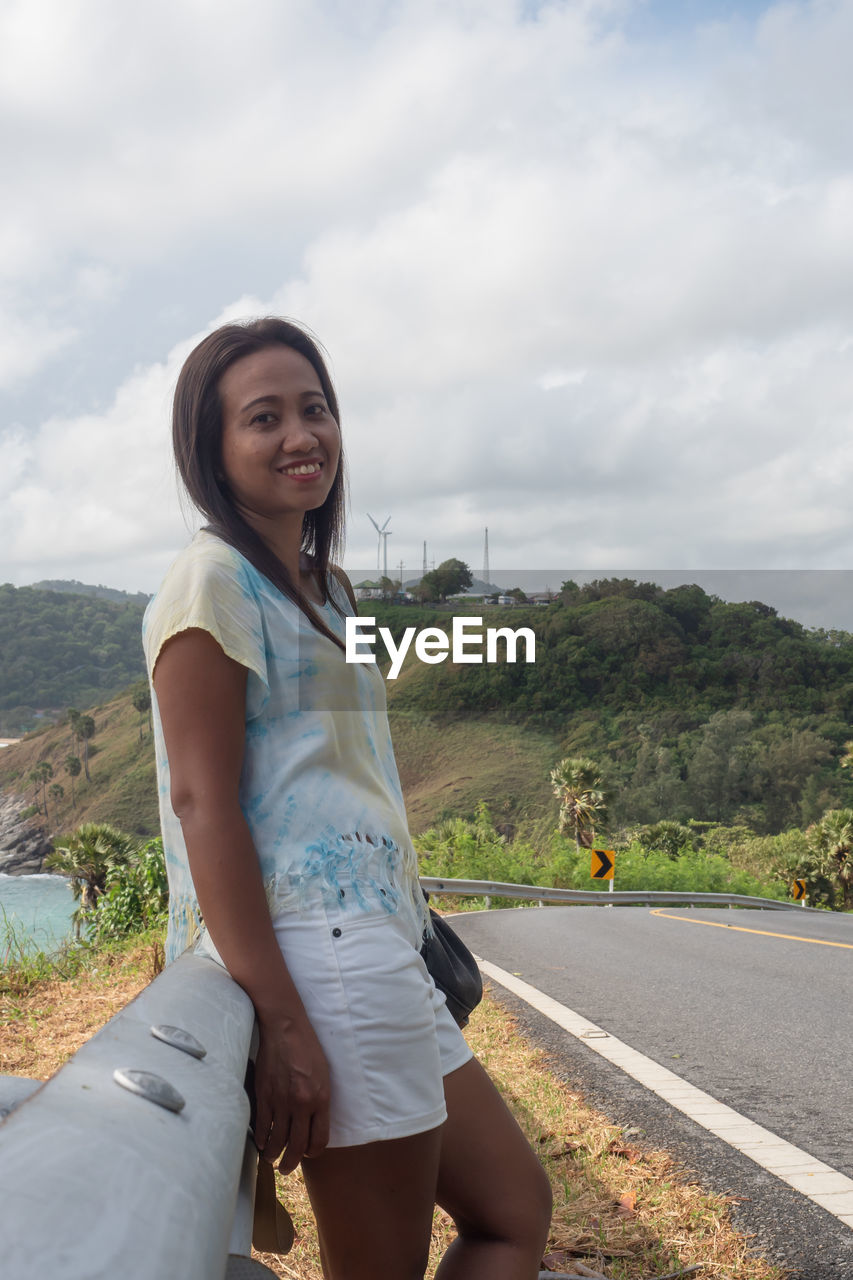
[271,899,473,1147]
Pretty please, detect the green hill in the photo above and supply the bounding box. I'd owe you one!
[0,688,159,840]
[0,583,147,734]
[368,580,853,832]
[0,692,561,849]
[3,578,853,849]
[30,579,151,606]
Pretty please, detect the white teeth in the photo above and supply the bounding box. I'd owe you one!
[283,463,320,475]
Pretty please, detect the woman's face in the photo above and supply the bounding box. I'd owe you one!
[218,344,341,532]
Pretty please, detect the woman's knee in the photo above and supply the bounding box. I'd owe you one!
[456,1160,552,1253]
[526,1158,554,1247]
[439,1057,553,1253]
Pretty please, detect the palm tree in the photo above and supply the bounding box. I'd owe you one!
[131,681,151,741]
[67,707,82,757]
[47,782,64,823]
[550,756,609,850]
[804,809,853,911]
[65,754,81,806]
[28,761,53,815]
[46,823,138,937]
[78,715,96,782]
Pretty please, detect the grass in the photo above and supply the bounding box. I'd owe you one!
[0,910,93,993]
[0,933,786,1280]
[387,708,562,838]
[0,928,165,1072]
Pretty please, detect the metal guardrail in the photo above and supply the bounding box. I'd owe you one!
[420,876,821,912]
[0,951,270,1280]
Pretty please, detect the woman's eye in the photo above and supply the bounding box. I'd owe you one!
[306,402,327,417]
[250,412,276,426]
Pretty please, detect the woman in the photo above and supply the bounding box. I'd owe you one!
[143,317,552,1279]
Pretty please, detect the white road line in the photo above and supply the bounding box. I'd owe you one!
[477,956,853,1230]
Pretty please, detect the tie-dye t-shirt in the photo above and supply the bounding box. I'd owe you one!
[142,530,428,964]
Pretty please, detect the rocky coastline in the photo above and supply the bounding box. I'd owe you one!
[0,791,53,876]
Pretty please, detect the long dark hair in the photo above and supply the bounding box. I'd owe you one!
[172,317,348,648]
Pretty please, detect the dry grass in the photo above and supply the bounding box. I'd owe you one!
[253,995,787,1280]
[0,952,786,1280]
[0,935,162,1078]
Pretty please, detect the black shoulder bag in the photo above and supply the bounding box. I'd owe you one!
[419,894,483,1029]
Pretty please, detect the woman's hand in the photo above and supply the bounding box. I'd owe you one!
[253,1010,332,1175]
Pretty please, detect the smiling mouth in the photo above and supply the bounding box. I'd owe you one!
[279,462,323,476]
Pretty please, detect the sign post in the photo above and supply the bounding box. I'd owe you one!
[792,878,807,907]
[591,849,615,905]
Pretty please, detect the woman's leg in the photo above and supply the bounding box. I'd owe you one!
[434,1056,553,1280]
[301,1125,444,1280]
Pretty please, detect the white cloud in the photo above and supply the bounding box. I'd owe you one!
[0,314,78,390]
[2,0,853,594]
[1,336,199,585]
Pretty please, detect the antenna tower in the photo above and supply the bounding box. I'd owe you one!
[423,541,427,576]
[483,527,490,586]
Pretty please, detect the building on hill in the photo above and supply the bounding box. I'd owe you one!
[353,579,385,600]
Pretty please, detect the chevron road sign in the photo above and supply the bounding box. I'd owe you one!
[792,878,807,902]
[591,849,615,881]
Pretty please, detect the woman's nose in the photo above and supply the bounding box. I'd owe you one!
[279,414,318,452]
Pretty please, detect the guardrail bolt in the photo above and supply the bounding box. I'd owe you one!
[113,1068,186,1113]
[150,1023,207,1059]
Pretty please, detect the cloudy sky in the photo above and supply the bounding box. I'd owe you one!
[1,0,852,611]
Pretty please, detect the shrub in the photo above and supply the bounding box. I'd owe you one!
[541,839,782,899]
[415,802,544,906]
[85,838,168,943]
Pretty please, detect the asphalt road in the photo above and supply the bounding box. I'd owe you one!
[450,905,853,1280]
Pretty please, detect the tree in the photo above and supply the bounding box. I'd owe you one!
[27,761,53,815]
[550,756,608,850]
[67,707,82,753]
[413,576,438,603]
[78,714,96,781]
[46,823,138,937]
[756,728,832,833]
[621,734,686,825]
[635,820,692,861]
[88,838,169,942]
[416,558,473,602]
[131,680,152,741]
[47,782,64,822]
[65,754,82,805]
[687,710,757,824]
[803,809,853,911]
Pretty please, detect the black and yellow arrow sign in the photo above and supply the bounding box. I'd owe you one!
[591,849,615,880]
[792,878,807,901]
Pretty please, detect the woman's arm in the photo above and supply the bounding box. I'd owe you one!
[152,627,330,1172]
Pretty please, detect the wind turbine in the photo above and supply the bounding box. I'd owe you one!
[367,513,392,581]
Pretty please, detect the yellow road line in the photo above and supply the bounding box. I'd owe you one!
[649,908,853,950]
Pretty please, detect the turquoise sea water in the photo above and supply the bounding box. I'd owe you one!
[0,874,76,963]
